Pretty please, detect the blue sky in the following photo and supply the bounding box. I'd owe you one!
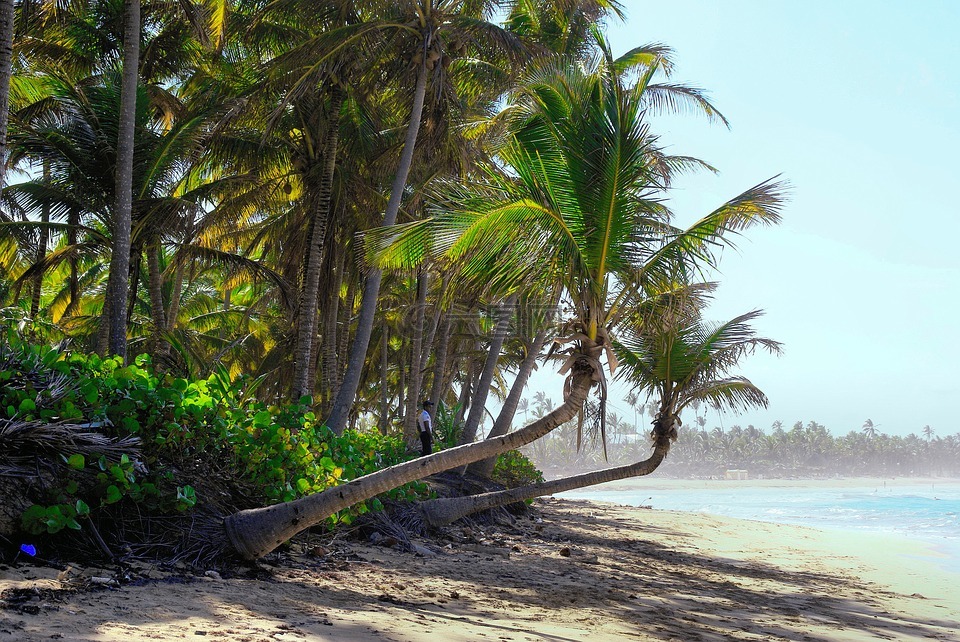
[528,1,960,439]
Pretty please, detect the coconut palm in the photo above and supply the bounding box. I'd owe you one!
[325,0,530,433]
[0,0,13,194]
[417,288,782,526]
[219,40,784,559]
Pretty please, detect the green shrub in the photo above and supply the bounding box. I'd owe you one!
[431,403,462,450]
[492,450,545,488]
[2,329,429,537]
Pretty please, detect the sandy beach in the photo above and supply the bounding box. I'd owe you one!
[2,496,958,642]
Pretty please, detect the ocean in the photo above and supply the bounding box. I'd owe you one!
[559,479,960,572]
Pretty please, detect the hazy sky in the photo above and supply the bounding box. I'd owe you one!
[526,1,959,439]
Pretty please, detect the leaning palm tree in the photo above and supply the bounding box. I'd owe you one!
[220,43,784,559]
[418,291,782,526]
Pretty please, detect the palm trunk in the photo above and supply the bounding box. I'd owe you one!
[292,86,345,401]
[439,339,461,415]
[165,215,191,332]
[146,242,167,356]
[105,0,140,360]
[97,281,112,355]
[454,360,474,427]
[420,435,672,527]
[317,245,346,411]
[0,0,14,195]
[418,274,447,385]
[325,61,428,435]
[396,339,406,426]
[335,270,355,382]
[30,165,50,319]
[379,322,389,433]
[403,270,429,442]
[125,249,141,326]
[222,351,598,560]
[459,296,516,445]
[427,313,451,421]
[469,323,551,478]
[165,259,184,332]
[64,208,80,318]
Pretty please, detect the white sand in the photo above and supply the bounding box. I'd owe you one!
[2,497,958,641]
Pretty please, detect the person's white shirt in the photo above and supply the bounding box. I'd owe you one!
[417,409,432,434]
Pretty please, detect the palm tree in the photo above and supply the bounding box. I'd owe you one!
[862,418,879,439]
[325,0,528,433]
[0,0,13,194]
[922,425,934,441]
[102,0,140,359]
[220,42,784,559]
[418,293,781,527]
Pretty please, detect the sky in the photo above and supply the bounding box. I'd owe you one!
[525,1,960,439]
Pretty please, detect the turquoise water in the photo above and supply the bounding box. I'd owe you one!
[559,481,960,571]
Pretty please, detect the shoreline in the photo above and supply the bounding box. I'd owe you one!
[549,474,960,490]
[562,475,960,576]
[3,497,959,641]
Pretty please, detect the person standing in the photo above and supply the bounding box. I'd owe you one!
[417,400,434,456]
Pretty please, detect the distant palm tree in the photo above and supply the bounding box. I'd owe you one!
[922,425,935,441]
[862,418,879,439]
[516,397,529,424]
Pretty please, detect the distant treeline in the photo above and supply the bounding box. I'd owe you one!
[526,420,960,479]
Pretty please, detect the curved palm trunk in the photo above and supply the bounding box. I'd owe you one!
[222,353,598,560]
[420,433,673,527]
[292,86,345,401]
[104,0,140,360]
[459,296,516,445]
[0,0,13,195]
[325,62,428,435]
[468,323,551,478]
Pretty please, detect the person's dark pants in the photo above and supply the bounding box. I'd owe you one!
[420,431,432,456]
